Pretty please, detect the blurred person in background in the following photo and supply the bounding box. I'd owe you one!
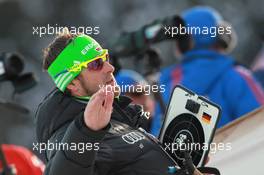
[115,69,155,131]
[151,6,264,136]
[0,144,44,175]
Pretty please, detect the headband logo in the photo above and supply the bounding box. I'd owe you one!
[73,60,81,64]
[81,42,98,55]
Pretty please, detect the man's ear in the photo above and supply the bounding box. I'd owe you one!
[66,79,80,96]
[66,82,77,94]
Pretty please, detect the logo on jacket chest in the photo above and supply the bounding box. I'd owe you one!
[121,131,145,144]
[109,121,146,145]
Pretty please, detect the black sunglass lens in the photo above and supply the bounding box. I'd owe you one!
[88,58,103,70]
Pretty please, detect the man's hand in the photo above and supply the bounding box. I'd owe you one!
[84,86,114,131]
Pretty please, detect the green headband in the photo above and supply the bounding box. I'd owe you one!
[47,35,104,92]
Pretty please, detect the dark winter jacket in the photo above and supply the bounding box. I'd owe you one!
[35,89,178,175]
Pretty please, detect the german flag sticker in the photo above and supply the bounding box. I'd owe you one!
[202,112,212,124]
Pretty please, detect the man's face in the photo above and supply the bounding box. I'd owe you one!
[69,61,120,97]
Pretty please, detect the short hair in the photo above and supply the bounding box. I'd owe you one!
[42,31,78,70]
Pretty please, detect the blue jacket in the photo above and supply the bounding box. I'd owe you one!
[151,49,264,136]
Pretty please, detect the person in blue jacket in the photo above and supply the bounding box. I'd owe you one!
[151,6,264,136]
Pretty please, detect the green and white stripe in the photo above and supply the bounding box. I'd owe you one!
[54,72,74,91]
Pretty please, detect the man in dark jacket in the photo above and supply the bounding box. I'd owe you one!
[35,32,203,175]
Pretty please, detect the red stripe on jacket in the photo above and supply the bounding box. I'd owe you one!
[235,66,264,105]
[171,66,182,88]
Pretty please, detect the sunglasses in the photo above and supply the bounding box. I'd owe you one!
[87,54,109,71]
[67,49,109,73]
[54,50,110,79]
